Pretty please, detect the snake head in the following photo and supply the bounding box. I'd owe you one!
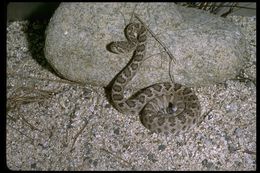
[106,41,136,54]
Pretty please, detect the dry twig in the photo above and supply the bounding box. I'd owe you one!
[134,13,176,84]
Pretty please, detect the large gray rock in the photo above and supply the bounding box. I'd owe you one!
[44,3,247,89]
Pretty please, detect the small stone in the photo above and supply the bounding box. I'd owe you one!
[234,128,243,137]
[104,104,111,108]
[228,145,237,153]
[147,153,157,163]
[88,158,92,164]
[93,160,98,167]
[202,159,208,166]
[158,144,166,151]
[225,103,238,112]
[208,114,213,120]
[113,128,120,135]
[202,159,214,169]
[31,163,37,169]
[83,88,92,99]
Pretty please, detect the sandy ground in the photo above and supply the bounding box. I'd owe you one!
[6,15,255,170]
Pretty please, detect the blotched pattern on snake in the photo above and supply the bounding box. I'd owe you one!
[107,22,202,134]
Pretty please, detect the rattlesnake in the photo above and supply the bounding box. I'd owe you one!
[106,22,202,135]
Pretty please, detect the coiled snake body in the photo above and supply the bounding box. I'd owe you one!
[107,23,201,134]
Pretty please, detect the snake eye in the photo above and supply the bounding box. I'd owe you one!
[166,102,177,114]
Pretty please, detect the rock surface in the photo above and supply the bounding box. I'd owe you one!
[44,3,247,88]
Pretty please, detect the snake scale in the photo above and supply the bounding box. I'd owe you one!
[106,22,202,135]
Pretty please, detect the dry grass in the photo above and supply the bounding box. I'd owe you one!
[176,2,255,17]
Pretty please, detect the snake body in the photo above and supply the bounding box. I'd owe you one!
[107,23,201,134]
